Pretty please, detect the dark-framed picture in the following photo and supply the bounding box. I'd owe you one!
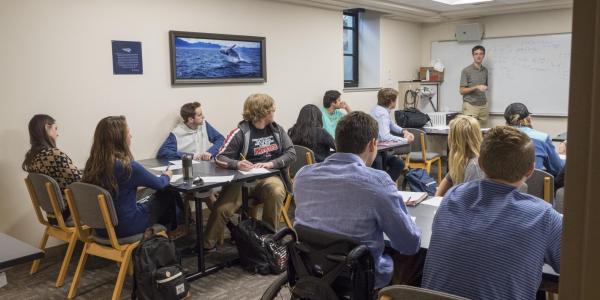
[169,31,266,84]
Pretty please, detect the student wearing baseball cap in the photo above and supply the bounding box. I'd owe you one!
[504,102,564,176]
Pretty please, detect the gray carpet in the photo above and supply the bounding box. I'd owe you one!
[0,238,280,299]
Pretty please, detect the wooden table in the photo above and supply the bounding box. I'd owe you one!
[0,233,44,287]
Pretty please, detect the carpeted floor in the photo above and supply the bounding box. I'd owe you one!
[1,239,280,300]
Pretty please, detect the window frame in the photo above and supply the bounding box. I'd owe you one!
[343,10,359,87]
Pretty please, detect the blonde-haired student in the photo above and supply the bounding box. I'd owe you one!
[435,115,485,196]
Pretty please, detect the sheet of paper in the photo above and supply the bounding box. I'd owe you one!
[201,175,234,183]
[168,160,200,166]
[238,168,270,175]
[398,191,428,205]
[150,165,183,172]
[156,174,183,183]
[422,196,443,207]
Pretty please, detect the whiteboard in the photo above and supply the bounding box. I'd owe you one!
[431,33,571,116]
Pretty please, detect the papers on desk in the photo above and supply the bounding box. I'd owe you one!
[150,160,200,172]
[169,175,183,183]
[150,165,182,171]
[238,168,270,175]
[421,196,443,208]
[156,174,183,183]
[168,159,200,166]
[156,174,234,184]
[202,175,234,183]
[398,191,428,206]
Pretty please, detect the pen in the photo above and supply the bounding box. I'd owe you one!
[240,153,247,161]
[165,164,170,171]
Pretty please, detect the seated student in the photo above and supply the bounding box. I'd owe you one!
[370,88,414,182]
[82,116,180,238]
[206,93,296,250]
[22,114,82,224]
[294,111,421,289]
[555,140,566,191]
[435,115,485,196]
[157,101,224,160]
[320,90,352,138]
[288,104,335,162]
[422,126,562,299]
[504,102,564,176]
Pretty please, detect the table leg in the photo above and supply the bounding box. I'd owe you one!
[241,184,249,220]
[193,196,205,273]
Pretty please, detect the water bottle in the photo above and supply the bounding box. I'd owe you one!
[182,154,193,181]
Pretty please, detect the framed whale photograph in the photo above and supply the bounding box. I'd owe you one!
[169,31,266,84]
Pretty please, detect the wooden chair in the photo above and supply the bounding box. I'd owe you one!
[25,173,81,288]
[64,182,166,300]
[406,128,442,182]
[250,145,315,229]
[525,169,555,203]
[378,285,468,300]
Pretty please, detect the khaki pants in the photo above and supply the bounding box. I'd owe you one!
[204,175,286,248]
[462,102,489,127]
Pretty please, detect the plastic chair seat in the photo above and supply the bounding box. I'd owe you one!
[409,152,441,162]
[91,224,166,246]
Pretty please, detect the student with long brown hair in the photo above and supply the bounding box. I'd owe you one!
[288,104,335,162]
[82,116,179,238]
[435,115,484,196]
[23,114,82,224]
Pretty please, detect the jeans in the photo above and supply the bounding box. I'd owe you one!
[372,151,405,182]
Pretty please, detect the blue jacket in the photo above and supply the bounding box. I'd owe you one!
[156,121,224,160]
[517,126,564,177]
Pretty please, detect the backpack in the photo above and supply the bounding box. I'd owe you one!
[227,218,287,275]
[395,108,431,128]
[402,169,438,196]
[132,228,189,300]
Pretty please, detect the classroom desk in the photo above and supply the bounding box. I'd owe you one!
[406,199,559,285]
[552,132,567,142]
[139,158,280,281]
[377,142,411,154]
[0,233,45,287]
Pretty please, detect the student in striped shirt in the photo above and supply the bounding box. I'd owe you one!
[422,126,562,299]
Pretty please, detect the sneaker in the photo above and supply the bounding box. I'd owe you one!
[203,246,217,255]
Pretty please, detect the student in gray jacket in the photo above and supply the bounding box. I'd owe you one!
[204,93,296,250]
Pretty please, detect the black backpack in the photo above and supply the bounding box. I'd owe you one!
[395,108,431,128]
[227,219,287,275]
[402,169,438,196]
[132,228,189,300]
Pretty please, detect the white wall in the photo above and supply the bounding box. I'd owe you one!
[420,9,572,135]
[0,0,343,246]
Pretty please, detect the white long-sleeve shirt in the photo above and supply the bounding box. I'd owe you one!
[370,105,407,143]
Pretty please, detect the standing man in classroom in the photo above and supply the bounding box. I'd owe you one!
[460,45,489,127]
[321,90,352,138]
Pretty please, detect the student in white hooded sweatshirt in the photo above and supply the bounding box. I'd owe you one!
[157,102,225,160]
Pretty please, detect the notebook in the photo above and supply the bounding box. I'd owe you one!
[397,191,428,206]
